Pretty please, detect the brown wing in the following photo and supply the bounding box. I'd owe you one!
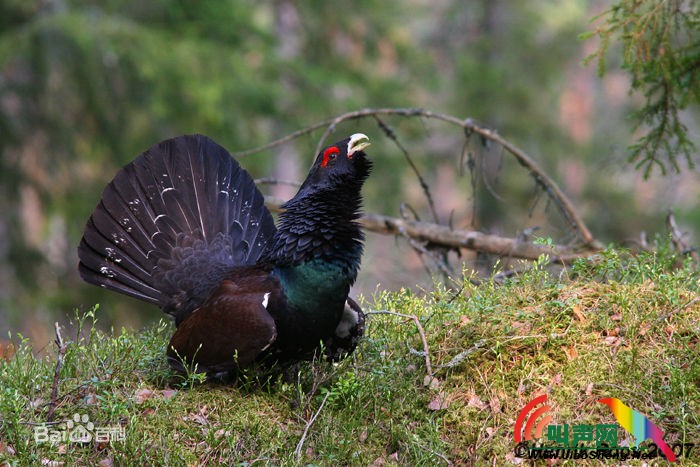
[167,278,278,374]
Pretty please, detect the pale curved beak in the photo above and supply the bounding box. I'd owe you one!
[347,133,370,156]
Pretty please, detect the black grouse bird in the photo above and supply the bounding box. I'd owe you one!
[78,133,371,377]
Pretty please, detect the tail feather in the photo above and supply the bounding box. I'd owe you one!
[78,134,276,321]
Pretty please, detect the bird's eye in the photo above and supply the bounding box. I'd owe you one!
[321,146,340,168]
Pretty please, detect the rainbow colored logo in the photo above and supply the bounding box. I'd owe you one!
[597,397,677,462]
[513,394,680,462]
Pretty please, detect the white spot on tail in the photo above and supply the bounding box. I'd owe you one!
[262,292,270,309]
[99,266,116,278]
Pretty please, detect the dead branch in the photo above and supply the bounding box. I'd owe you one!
[254,177,301,187]
[398,203,455,283]
[363,213,597,263]
[399,227,456,281]
[47,322,67,423]
[374,116,441,224]
[656,296,700,324]
[294,391,330,460]
[264,196,597,263]
[237,107,598,247]
[366,310,433,382]
[667,210,698,263]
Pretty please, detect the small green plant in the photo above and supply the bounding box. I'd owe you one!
[323,370,361,406]
[0,247,698,465]
[533,236,555,248]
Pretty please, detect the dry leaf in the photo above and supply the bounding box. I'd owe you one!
[99,457,114,467]
[30,397,45,409]
[184,409,208,425]
[467,394,488,410]
[512,321,533,333]
[183,405,209,425]
[84,394,97,405]
[41,460,64,466]
[585,383,594,396]
[489,396,501,413]
[563,346,578,360]
[428,392,450,411]
[360,430,368,443]
[0,341,15,361]
[505,451,524,464]
[551,373,562,386]
[423,375,440,388]
[572,304,586,322]
[133,388,155,404]
[610,313,622,321]
[161,389,178,399]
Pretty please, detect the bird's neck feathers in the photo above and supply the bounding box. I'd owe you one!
[266,180,365,282]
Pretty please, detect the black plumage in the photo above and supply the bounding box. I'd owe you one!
[78,133,371,377]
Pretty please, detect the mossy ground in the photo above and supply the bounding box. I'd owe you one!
[0,246,698,465]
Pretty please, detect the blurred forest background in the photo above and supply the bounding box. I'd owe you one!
[1,0,698,346]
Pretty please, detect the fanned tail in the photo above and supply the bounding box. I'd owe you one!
[78,134,276,323]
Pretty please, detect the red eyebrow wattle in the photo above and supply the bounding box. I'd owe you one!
[321,146,340,167]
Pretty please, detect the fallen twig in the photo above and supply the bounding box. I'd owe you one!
[413,440,454,466]
[667,210,698,263]
[47,322,67,423]
[656,296,700,324]
[366,310,433,380]
[295,391,331,460]
[440,330,572,369]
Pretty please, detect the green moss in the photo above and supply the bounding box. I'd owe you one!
[0,247,698,465]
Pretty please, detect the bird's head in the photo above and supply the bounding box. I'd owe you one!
[296,133,372,195]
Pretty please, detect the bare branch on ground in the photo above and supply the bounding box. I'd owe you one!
[47,322,67,423]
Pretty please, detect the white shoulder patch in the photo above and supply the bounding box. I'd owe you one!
[262,292,271,309]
